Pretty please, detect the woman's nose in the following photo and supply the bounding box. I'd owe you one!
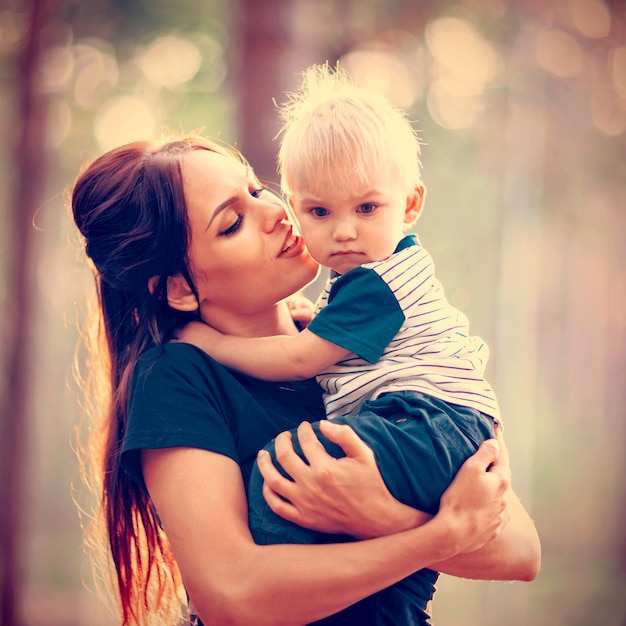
[261,200,288,232]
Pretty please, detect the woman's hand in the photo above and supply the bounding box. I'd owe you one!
[256,420,429,539]
[436,431,510,554]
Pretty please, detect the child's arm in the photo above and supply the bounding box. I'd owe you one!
[178,321,351,381]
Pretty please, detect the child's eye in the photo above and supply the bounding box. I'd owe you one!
[358,203,377,214]
[311,207,328,217]
[219,213,243,236]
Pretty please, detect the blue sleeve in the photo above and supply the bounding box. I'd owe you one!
[307,266,405,364]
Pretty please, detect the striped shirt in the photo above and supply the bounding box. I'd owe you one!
[306,234,501,421]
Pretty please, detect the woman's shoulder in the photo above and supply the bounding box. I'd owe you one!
[125,343,243,455]
[130,343,256,419]
[135,342,233,385]
[123,343,244,489]
[138,341,211,366]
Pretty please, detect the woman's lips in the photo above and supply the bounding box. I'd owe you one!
[279,232,304,257]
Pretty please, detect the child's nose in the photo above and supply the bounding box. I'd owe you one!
[332,221,357,241]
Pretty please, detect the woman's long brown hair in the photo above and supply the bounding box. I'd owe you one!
[71,134,237,624]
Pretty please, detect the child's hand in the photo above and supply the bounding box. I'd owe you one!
[286,292,315,327]
[175,320,223,354]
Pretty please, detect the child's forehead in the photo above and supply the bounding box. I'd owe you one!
[294,164,372,190]
[291,160,403,199]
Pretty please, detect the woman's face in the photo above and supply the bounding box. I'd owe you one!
[181,149,319,327]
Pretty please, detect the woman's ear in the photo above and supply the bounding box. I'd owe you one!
[404,184,426,225]
[155,274,199,312]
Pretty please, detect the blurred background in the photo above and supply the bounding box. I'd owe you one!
[0,0,625,624]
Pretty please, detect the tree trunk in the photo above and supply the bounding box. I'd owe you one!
[0,0,51,623]
[233,0,294,185]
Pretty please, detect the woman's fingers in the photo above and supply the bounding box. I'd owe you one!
[317,419,375,461]
[255,448,302,523]
[471,437,500,471]
[271,421,371,483]
[272,423,322,480]
[490,424,512,482]
[255,426,321,524]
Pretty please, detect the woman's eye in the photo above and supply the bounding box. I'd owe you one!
[251,187,267,198]
[311,207,328,217]
[359,203,377,214]
[219,213,243,236]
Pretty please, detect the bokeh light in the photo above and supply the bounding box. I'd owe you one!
[341,42,424,108]
[568,0,611,39]
[590,85,626,135]
[94,95,156,150]
[424,17,501,129]
[137,35,202,88]
[610,46,626,98]
[426,17,501,91]
[535,27,583,77]
[39,45,75,92]
[72,42,119,110]
[194,34,228,92]
[0,9,26,53]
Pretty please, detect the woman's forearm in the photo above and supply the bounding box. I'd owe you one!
[192,518,464,626]
[337,484,540,582]
[341,489,539,582]
[430,489,541,581]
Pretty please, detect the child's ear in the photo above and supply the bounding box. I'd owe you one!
[404,185,426,225]
[163,274,199,312]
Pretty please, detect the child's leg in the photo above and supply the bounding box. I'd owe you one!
[341,392,497,514]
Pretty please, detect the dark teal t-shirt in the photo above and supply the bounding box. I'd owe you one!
[121,342,325,491]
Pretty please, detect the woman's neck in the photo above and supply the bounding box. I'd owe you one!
[200,300,300,338]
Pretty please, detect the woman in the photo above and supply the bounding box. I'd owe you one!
[72,133,540,625]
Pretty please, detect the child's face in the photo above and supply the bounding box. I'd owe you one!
[289,163,424,274]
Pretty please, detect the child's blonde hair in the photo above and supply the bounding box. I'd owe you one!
[277,63,422,197]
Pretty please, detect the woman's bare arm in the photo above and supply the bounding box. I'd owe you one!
[433,487,541,580]
[142,440,507,625]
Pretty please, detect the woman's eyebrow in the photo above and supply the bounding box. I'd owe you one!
[206,196,238,231]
